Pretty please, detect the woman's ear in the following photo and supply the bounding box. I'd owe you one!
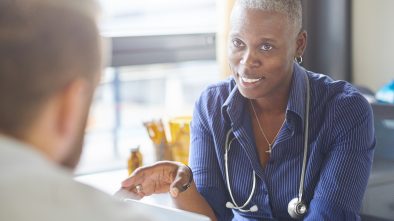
[296,30,307,57]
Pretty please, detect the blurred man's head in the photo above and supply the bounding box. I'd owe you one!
[0,0,103,169]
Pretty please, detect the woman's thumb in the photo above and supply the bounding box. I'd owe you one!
[169,165,192,198]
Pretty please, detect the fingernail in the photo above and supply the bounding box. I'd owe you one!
[170,188,179,197]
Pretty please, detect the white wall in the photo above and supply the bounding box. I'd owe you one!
[352,0,394,92]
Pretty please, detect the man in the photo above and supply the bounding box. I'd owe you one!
[0,0,151,220]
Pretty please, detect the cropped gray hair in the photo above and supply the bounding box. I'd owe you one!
[234,0,303,32]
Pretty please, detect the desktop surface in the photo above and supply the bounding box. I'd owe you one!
[125,199,210,221]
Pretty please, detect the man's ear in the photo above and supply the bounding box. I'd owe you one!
[55,79,89,143]
[295,30,307,57]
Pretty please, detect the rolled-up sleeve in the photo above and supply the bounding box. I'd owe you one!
[304,93,375,220]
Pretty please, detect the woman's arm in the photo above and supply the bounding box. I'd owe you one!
[172,181,217,221]
[304,93,375,220]
[120,161,217,221]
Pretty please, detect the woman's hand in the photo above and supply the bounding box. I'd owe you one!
[118,160,217,221]
[119,161,193,199]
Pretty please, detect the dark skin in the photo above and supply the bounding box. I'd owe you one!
[119,6,307,220]
[228,8,307,167]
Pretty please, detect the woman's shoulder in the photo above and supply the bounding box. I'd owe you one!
[307,70,371,115]
[204,77,235,94]
[197,77,236,104]
[308,71,367,103]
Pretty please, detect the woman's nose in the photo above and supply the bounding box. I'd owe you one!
[239,49,261,68]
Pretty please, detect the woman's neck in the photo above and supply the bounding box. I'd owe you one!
[251,81,291,115]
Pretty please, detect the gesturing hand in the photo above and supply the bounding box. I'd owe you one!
[119,161,193,199]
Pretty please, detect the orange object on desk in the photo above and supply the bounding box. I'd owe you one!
[128,146,143,175]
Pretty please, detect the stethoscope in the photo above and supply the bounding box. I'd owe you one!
[224,72,310,219]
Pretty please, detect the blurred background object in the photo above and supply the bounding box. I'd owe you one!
[362,103,394,221]
[302,0,351,81]
[144,120,173,162]
[143,117,192,165]
[77,0,218,175]
[167,116,192,165]
[127,146,143,175]
[376,80,394,104]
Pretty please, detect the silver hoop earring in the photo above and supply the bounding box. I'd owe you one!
[295,56,303,64]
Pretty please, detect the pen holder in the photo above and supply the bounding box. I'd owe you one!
[168,116,192,165]
[143,120,173,161]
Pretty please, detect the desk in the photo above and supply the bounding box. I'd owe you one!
[75,169,174,207]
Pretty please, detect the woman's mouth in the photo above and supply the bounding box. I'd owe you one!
[240,76,262,83]
[237,73,265,88]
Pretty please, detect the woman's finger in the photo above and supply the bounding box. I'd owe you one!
[114,188,143,200]
[121,165,151,188]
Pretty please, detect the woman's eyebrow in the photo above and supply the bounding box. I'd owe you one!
[259,37,277,43]
[229,33,242,38]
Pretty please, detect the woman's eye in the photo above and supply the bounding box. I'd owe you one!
[232,39,244,48]
[261,44,273,51]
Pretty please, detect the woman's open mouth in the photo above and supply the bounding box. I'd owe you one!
[237,73,265,88]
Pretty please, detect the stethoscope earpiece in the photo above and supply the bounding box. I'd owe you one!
[226,201,258,212]
[249,205,258,212]
[287,198,307,219]
[225,202,234,209]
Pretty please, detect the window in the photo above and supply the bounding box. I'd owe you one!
[76,0,218,174]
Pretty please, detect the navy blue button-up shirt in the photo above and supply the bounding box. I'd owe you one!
[189,63,375,220]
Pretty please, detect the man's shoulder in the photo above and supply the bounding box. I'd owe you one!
[0,147,150,221]
[0,170,150,221]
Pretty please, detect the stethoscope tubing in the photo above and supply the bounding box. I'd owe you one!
[225,129,257,210]
[224,71,310,215]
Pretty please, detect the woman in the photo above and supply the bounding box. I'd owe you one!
[120,0,375,220]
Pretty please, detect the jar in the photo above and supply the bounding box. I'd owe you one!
[128,146,143,175]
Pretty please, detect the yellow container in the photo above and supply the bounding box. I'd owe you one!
[128,146,143,175]
[168,116,192,165]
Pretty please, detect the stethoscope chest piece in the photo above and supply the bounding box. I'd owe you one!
[287,197,307,219]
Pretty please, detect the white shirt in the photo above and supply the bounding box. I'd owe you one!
[0,135,151,221]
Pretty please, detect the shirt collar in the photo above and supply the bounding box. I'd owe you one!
[221,80,246,128]
[0,134,48,165]
[286,62,308,130]
[221,62,308,130]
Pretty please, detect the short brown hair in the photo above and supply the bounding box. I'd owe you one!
[0,0,101,136]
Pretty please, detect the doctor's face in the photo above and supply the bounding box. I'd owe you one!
[228,6,303,99]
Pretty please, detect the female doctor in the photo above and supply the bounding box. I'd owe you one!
[120,0,375,220]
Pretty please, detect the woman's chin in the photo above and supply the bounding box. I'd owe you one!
[235,78,267,99]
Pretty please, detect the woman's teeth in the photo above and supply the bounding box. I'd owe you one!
[240,76,261,83]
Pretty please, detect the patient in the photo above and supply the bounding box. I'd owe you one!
[0,0,152,220]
